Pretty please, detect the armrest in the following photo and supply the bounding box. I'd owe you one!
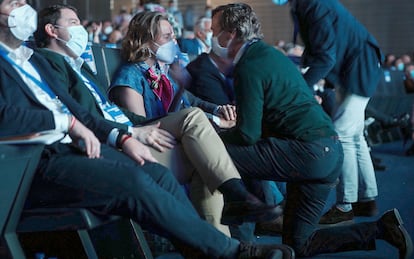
[0,144,44,245]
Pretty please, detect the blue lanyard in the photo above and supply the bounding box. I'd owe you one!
[82,73,108,105]
[0,48,70,113]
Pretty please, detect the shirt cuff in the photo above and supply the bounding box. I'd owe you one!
[55,114,71,133]
[213,105,221,115]
[107,128,120,148]
[205,113,221,127]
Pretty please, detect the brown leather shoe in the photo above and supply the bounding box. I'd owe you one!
[221,195,284,225]
[352,200,378,217]
[319,206,354,226]
[238,242,295,259]
[377,208,413,259]
[255,215,284,236]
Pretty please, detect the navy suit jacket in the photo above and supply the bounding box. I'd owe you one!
[178,38,202,60]
[187,53,234,105]
[292,0,383,97]
[0,50,115,141]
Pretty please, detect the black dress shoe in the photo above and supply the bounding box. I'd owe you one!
[255,215,284,236]
[238,242,295,259]
[377,208,413,259]
[352,200,378,217]
[319,206,354,226]
[373,161,387,171]
[221,195,284,225]
[405,144,414,156]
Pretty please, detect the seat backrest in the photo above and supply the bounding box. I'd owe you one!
[91,44,110,88]
[101,47,122,89]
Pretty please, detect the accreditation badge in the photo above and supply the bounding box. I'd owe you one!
[103,104,133,126]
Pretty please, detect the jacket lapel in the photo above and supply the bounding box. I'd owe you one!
[0,55,43,105]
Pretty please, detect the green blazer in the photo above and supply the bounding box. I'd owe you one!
[36,48,146,130]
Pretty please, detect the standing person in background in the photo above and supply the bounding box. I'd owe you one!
[283,0,383,225]
[211,3,412,258]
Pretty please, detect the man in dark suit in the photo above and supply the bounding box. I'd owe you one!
[0,1,295,258]
[187,51,234,105]
[287,0,383,225]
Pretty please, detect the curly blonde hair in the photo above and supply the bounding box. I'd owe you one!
[121,11,169,63]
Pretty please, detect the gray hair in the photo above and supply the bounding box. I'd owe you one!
[194,16,211,33]
[213,3,263,42]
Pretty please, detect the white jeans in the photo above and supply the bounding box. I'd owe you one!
[333,91,378,203]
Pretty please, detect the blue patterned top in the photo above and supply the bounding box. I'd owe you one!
[109,62,180,119]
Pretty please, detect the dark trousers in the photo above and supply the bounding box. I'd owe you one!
[27,143,239,258]
[226,136,378,256]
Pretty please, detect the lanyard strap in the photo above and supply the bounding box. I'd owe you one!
[0,48,58,100]
[81,73,108,105]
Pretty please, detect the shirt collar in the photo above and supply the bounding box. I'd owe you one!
[0,41,34,64]
[138,61,151,71]
[233,39,258,65]
[196,38,210,53]
[63,54,85,73]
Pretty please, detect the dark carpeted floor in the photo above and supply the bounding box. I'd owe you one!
[2,140,413,259]
[159,140,414,259]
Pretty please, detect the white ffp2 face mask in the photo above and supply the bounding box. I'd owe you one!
[7,5,37,41]
[154,40,177,64]
[211,31,232,58]
[205,31,213,47]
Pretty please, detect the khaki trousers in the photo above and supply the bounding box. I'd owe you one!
[149,107,239,235]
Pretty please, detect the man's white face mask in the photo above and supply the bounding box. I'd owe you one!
[4,4,38,41]
[211,31,231,58]
[55,25,89,57]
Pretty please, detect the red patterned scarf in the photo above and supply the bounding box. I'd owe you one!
[146,67,174,113]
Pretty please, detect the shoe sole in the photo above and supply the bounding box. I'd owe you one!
[391,209,413,259]
[267,246,296,259]
[354,210,378,217]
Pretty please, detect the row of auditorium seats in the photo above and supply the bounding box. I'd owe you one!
[89,44,122,89]
[365,69,414,146]
[0,43,152,259]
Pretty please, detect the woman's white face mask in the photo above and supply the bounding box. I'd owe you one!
[153,40,177,64]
